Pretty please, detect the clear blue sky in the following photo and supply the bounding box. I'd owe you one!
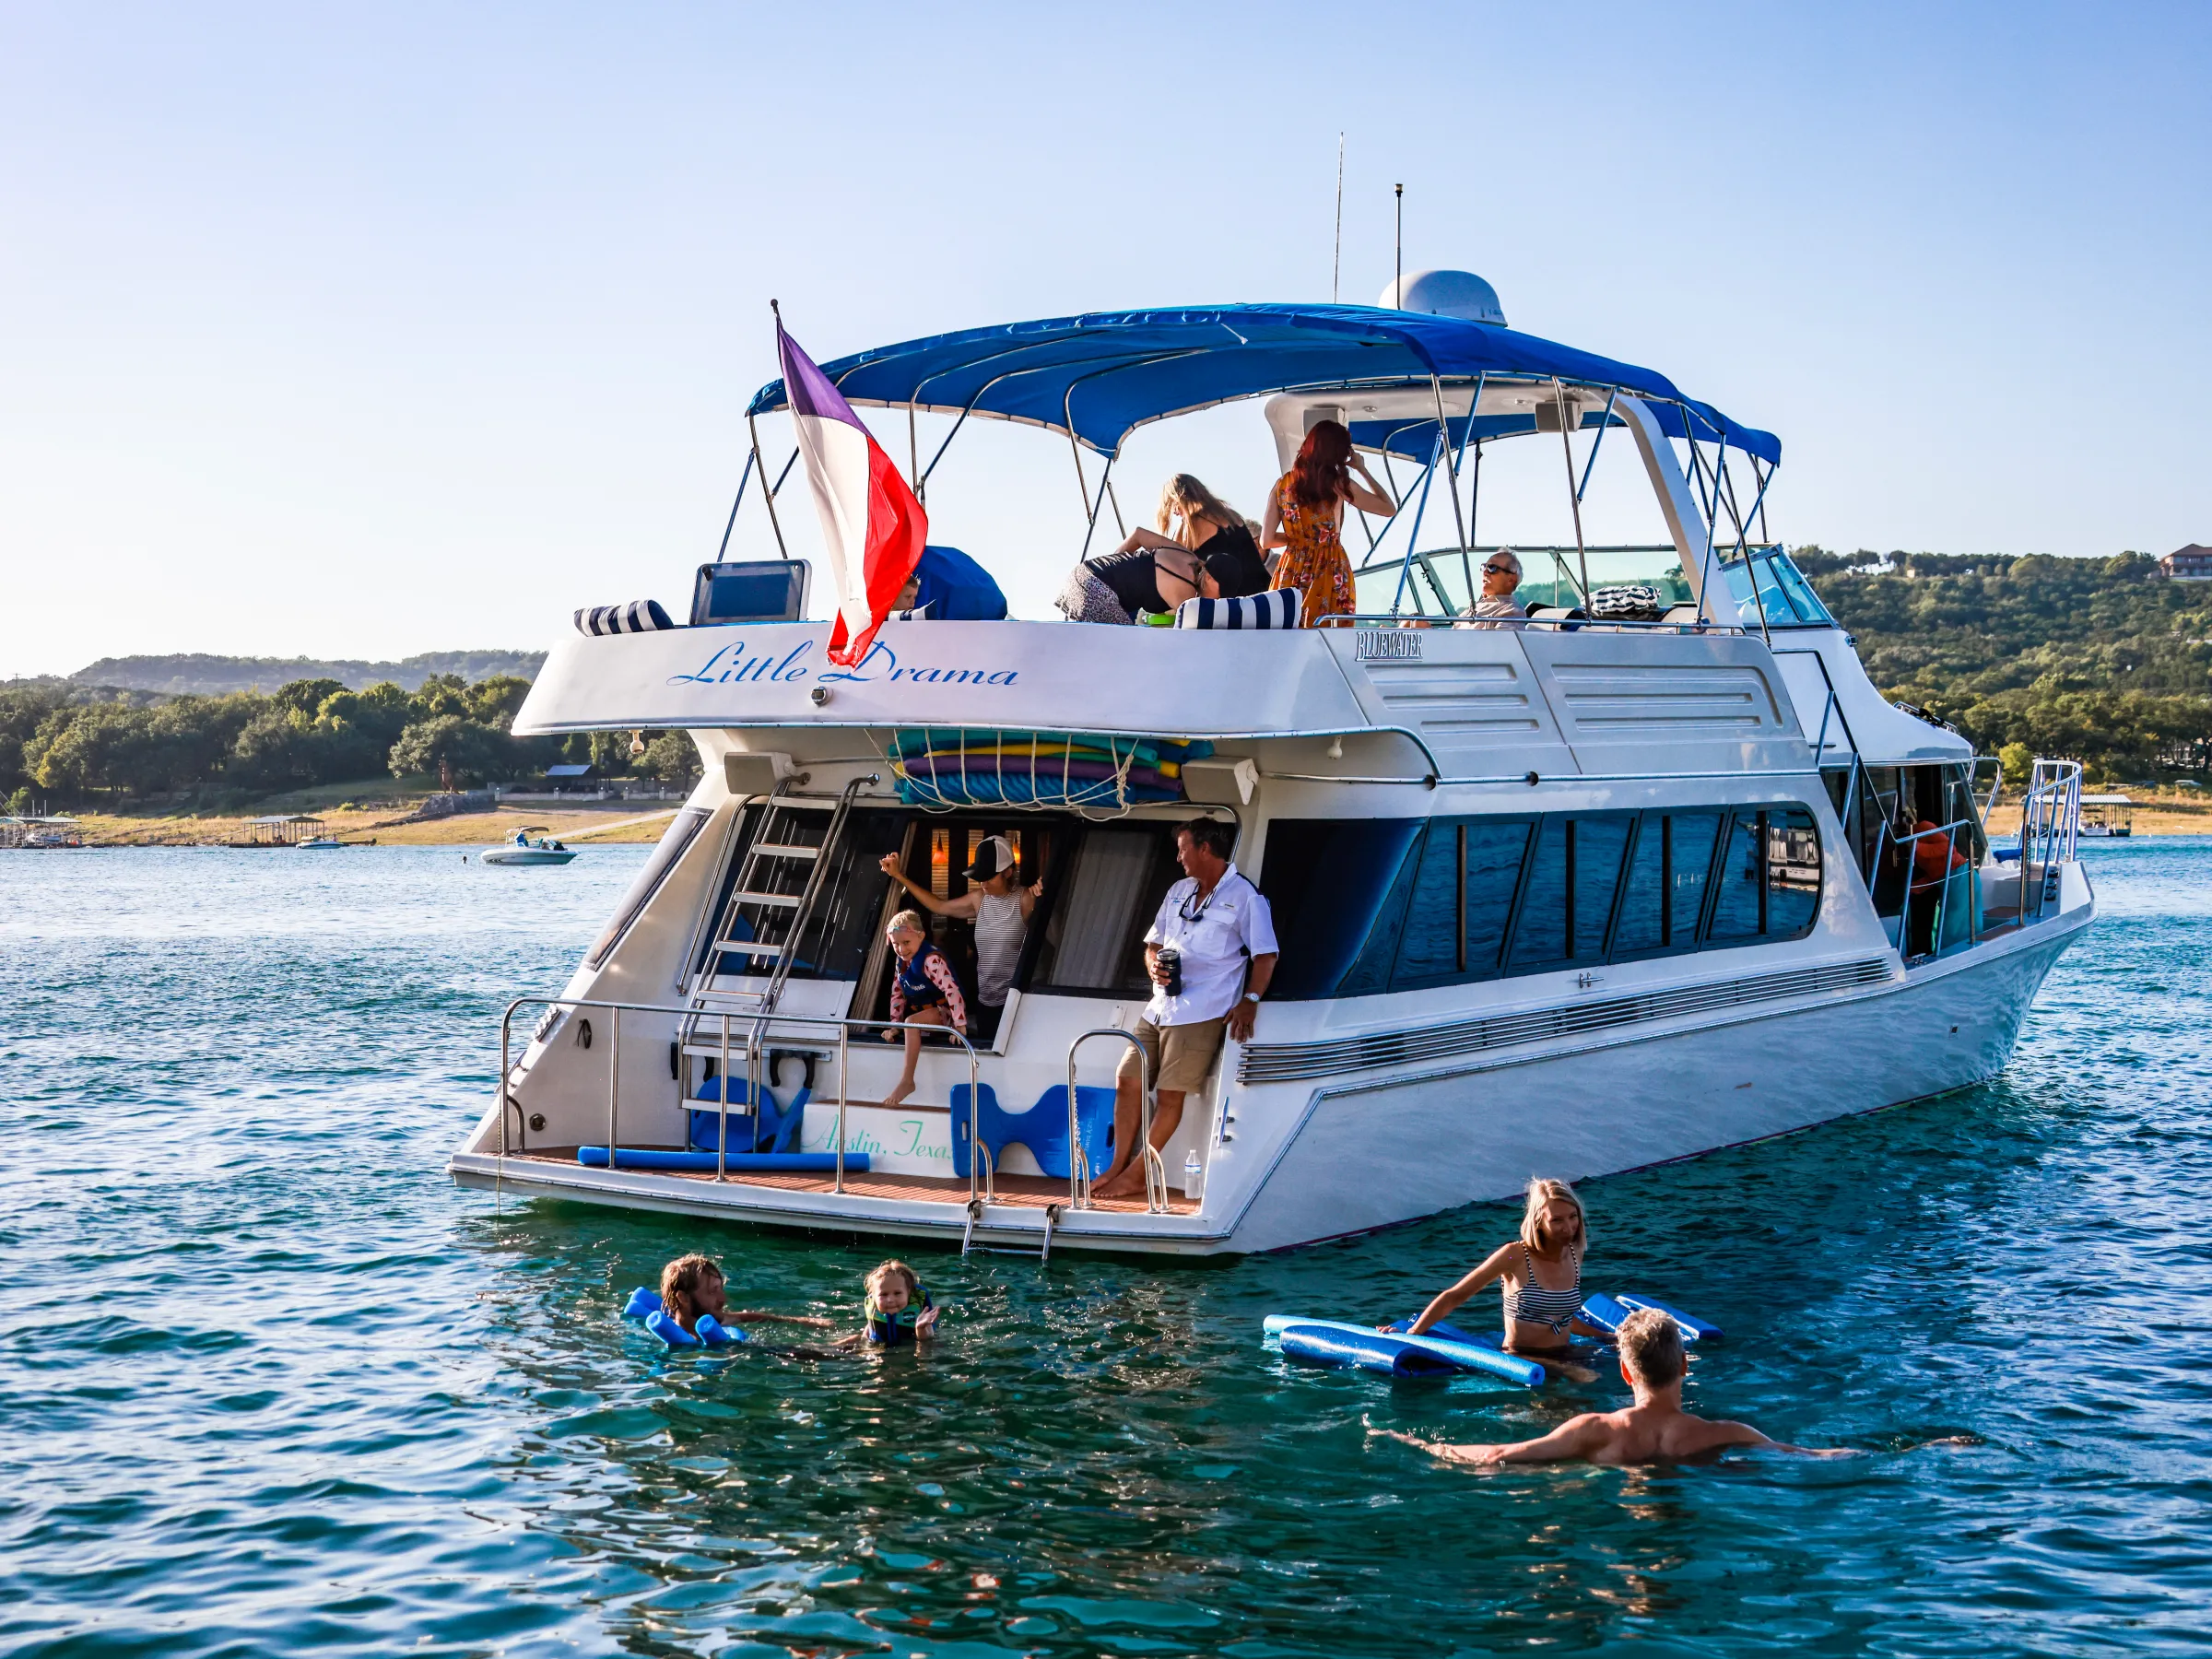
[3,2,2206,677]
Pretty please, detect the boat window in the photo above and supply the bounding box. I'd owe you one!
[1706,808,1822,944]
[1719,548,1837,629]
[1261,803,1824,1000]
[1610,811,1725,958]
[1258,818,1425,999]
[586,806,712,970]
[1765,554,1836,626]
[1509,816,1633,971]
[1030,824,1182,995]
[1388,818,1537,989]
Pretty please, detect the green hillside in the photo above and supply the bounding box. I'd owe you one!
[1795,549,2212,782]
[68,650,547,696]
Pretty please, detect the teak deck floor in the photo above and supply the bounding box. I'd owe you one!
[512,1147,1196,1216]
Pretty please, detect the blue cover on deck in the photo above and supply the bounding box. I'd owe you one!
[912,546,1008,621]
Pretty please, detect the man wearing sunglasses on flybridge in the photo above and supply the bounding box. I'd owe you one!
[1456,547,1528,629]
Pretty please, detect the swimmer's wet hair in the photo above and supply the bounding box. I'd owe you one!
[888,910,927,936]
[865,1260,919,1300]
[1519,1177,1587,1254]
[660,1253,722,1319]
[1617,1308,1685,1389]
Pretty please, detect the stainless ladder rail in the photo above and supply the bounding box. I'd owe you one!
[685,776,873,1058]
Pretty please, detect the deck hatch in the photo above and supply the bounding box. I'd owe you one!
[1236,956,1895,1084]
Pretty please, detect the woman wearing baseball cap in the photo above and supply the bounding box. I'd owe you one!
[878,835,1042,1045]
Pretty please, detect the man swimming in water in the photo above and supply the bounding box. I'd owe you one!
[1370,1308,1858,1466]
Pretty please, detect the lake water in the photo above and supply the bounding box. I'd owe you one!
[3,841,2208,1657]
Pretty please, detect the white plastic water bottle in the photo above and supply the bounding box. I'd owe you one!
[1182,1149,1205,1202]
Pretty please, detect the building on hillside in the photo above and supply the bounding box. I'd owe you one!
[2159,545,2212,580]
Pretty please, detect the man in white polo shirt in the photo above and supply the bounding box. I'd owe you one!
[1096,818,1278,1200]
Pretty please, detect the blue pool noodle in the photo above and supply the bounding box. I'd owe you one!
[622,1286,747,1347]
[1264,1316,1545,1388]
[578,1147,870,1174]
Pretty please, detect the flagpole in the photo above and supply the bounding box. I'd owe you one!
[755,300,791,559]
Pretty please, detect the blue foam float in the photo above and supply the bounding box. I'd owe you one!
[1266,1291,1724,1386]
[1579,1291,1724,1344]
[577,1147,869,1173]
[619,1285,747,1348]
[1263,1316,1547,1388]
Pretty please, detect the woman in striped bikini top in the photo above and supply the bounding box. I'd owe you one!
[1400,1178,1605,1359]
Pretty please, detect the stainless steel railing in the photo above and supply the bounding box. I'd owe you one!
[496,995,982,1202]
[1065,1028,1164,1216]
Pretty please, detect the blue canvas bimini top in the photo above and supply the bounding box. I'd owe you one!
[744,303,1779,465]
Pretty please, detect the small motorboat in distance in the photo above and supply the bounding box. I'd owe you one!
[482,828,578,866]
[298,837,346,850]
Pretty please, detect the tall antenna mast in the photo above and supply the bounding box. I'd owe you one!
[1394,182,1404,305]
[1332,134,1345,303]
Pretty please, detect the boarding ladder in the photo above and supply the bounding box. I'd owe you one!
[685,775,867,1030]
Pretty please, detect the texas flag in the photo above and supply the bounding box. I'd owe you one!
[777,316,928,666]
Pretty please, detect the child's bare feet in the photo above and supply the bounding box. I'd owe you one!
[883,1079,917,1110]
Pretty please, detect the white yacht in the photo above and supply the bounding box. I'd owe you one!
[449,282,2093,1255]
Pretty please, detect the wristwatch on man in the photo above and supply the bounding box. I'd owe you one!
[1241,992,1261,1005]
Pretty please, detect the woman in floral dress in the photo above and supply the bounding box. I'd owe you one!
[1263,418,1397,627]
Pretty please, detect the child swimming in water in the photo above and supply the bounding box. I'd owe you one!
[1371,1307,1859,1465]
[860,1259,938,1347]
[657,1253,841,1340]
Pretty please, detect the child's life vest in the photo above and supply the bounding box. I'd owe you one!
[865,1285,935,1346]
[894,941,952,1012]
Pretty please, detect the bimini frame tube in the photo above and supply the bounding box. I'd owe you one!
[747,414,791,559]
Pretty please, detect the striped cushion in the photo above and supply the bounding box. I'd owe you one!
[574,599,676,636]
[1174,589,1301,630]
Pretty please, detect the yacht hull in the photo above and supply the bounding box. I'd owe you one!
[449,900,2088,1254]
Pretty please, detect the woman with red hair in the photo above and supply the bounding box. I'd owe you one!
[1262,419,1396,627]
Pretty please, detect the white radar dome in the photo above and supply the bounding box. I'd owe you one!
[1379,268,1507,327]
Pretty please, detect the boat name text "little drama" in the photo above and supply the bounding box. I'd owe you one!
[667,637,1020,689]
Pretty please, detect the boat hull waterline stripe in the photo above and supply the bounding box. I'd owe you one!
[1237,956,1896,1085]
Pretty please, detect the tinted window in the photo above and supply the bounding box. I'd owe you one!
[1766,809,1821,935]
[1571,817,1633,959]
[1509,818,1572,971]
[1509,817,1630,971]
[1391,825,1465,984]
[1384,818,1535,989]
[1611,817,1669,957]
[1669,813,1724,936]
[590,806,712,970]
[1464,821,1535,975]
[1261,805,1818,999]
[1706,812,1768,941]
[1261,819,1424,999]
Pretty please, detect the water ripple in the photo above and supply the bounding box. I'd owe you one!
[2,841,2207,1654]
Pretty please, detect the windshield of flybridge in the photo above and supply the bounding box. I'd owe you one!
[1350,543,1837,628]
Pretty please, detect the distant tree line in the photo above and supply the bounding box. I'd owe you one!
[65,649,547,697]
[1795,548,2212,783]
[0,673,699,813]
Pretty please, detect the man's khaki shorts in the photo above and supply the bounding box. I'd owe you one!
[1116,1015,1227,1095]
